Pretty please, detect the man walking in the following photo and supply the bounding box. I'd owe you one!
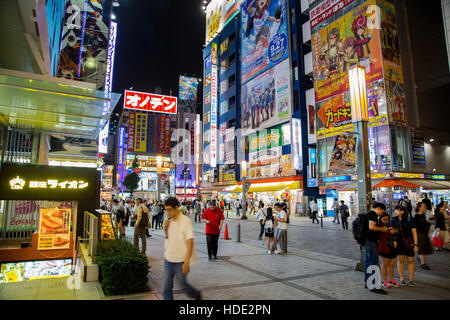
[274,203,288,254]
[134,198,149,255]
[162,197,201,300]
[194,200,202,223]
[339,200,350,230]
[201,200,224,260]
[256,201,266,240]
[364,202,389,295]
[422,194,433,220]
[332,198,340,224]
[310,199,319,224]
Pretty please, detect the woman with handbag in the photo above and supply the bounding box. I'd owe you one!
[391,205,419,287]
[378,213,400,289]
[414,202,433,269]
[434,202,449,252]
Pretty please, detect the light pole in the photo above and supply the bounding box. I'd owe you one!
[349,65,371,272]
[241,160,248,220]
[183,166,190,203]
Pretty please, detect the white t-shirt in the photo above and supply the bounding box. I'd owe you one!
[164,214,197,264]
[276,210,288,230]
[311,202,318,212]
[256,208,266,221]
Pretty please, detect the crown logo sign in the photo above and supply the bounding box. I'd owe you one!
[10,176,25,190]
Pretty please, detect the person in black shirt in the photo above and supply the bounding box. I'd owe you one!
[391,205,418,287]
[434,202,449,251]
[414,201,432,270]
[422,194,433,220]
[364,202,388,295]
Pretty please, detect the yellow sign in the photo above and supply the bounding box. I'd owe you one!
[317,123,355,140]
[392,172,424,179]
[9,177,88,190]
[38,208,71,250]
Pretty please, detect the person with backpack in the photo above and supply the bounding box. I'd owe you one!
[355,202,389,294]
[378,213,400,289]
[391,205,418,287]
[274,203,288,254]
[256,201,266,240]
[263,207,278,254]
[339,200,350,230]
[134,198,149,255]
[398,196,413,216]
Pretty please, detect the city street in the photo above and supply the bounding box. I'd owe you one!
[141,213,450,300]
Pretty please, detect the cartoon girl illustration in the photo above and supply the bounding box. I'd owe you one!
[246,0,281,50]
[342,37,359,72]
[352,15,376,68]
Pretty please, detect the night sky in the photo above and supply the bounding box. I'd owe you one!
[112,0,205,111]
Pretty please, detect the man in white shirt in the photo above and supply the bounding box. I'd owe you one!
[310,199,319,224]
[274,203,288,254]
[162,197,201,300]
[256,201,266,240]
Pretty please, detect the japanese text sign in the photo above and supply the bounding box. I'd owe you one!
[124,90,177,115]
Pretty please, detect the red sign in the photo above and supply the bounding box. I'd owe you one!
[310,0,355,28]
[134,168,141,175]
[124,90,177,115]
[158,116,171,154]
[127,112,136,152]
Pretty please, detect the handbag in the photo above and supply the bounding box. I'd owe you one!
[432,230,444,248]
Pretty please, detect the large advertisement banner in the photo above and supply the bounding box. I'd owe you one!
[240,0,289,84]
[241,58,291,136]
[179,76,199,102]
[38,208,71,251]
[311,0,383,103]
[378,0,407,127]
[328,134,357,176]
[134,113,148,153]
[206,0,242,44]
[127,112,136,152]
[158,116,171,155]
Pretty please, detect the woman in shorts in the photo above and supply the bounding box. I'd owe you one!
[378,213,400,288]
[391,205,419,287]
[263,207,278,254]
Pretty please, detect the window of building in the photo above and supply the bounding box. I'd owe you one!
[229,95,236,108]
[220,100,229,115]
[229,53,236,66]
[229,118,236,127]
[291,7,295,26]
[228,74,236,88]
[294,90,299,112]
[390,126,411,172]
[293,61,298,81]
[292,32,297,53]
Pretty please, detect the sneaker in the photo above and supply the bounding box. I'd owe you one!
[400,280,407,286]
[407,281,415,287]
[382,281,391,289]
[370,288,388,295]
[275,250,280,254]
[389,280,400,288]
[213,255,217,260]
[195,292,202,300]
[267,250,272,255]
[208,256,212,261]
[421,264,431,270]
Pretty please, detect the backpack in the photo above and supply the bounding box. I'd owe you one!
[352,213,370,246]
[343,206,350,218]
[264,219,274,233]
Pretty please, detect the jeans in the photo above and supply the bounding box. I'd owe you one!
[157,214,164,229]
[312,211,319,224]
[133,226,146,254]
[277,229,287,253]
[236,207,240,216]
[363,240,379,284]
[259,220,265,238]
[341,217,348,230]
[333,211,340,223]
[151,215,158,229]
[194,211,201,223]
[206,234,219,258]
[162,260,199,300]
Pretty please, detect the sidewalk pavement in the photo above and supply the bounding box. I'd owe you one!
[144,219,450,300]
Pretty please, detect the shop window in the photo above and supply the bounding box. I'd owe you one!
[368,124,391,173]
[390,126,411,172]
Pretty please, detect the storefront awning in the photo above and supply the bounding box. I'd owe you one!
[0,70,121,139]
[408,179,450,190]
[373,179,420,189]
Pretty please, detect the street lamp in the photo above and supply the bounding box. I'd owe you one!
[183,167,190,203]
[241,160,248,220]
[349,65,371,272]
[349,65,372,214]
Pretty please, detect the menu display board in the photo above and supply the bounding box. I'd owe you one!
[37,208,71,250]
[0,259,72,283]
[100,213,115,241]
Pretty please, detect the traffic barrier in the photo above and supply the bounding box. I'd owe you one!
[223,224,231,240]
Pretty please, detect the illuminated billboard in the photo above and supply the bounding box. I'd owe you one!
[205,0,242,44]
[179,76,199,102]
[240,0,289,84]
[124,90,177,115]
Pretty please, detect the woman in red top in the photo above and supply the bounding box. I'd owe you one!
[201,200,224,260]
[378,213,400,289]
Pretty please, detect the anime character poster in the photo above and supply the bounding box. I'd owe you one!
[240,59,291,136]
[206,0,243,44]
[386,79,407,126]
[57,0,110,86]
[328,134,357,176]
[179,76,199,102]
[311,0,383,102]
[241,0,289,84]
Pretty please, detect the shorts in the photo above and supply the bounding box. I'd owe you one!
[265,231,274,238]
[379,251,397,259]
[397,244,415,257]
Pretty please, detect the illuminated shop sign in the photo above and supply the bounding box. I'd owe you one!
[176,188,198,195]
[210,57,218,167]
[10,177,88,190]
[392,172,425,179]
[323,176,352,183]
[431,175,445,180]
[124,90,177,115]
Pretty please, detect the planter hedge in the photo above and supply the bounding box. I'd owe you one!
[97,239,150,296]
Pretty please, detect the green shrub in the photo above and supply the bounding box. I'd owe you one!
[97,239,150,296]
